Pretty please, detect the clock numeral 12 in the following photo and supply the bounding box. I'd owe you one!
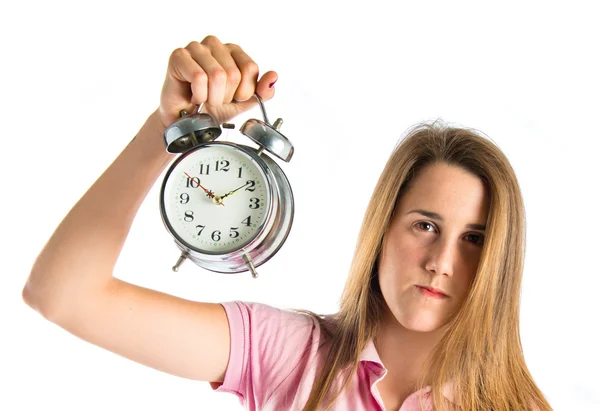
[215,160,230,172]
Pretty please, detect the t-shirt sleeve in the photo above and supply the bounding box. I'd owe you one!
[209,300,321,408]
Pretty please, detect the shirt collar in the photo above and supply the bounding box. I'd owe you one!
[358,339,458,405]
[358,339,384,367]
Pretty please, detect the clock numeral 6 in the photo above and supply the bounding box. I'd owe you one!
[211,230,221,242]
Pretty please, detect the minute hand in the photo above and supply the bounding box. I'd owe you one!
[220,181,253,200]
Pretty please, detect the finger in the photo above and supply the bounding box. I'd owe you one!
[186,41,226,107]
[166,47,208,107]
[227,44,259,102]
[206,42,242,104]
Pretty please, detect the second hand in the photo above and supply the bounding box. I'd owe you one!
[183,172,224,206]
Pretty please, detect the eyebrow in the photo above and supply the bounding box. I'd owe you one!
[406,209,487,231]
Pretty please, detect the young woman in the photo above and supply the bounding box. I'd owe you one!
[22,35,552,410]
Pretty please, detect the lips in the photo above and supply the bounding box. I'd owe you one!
[416,285,449,298]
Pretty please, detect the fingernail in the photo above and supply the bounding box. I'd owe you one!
[269,80,277,88]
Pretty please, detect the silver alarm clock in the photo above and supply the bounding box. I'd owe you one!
[159,94,294,278]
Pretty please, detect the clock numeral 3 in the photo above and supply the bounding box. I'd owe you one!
[249,198,260,209]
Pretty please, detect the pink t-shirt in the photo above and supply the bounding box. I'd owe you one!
[210,301,442,410]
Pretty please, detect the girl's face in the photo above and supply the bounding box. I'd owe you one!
[378,162,489,332]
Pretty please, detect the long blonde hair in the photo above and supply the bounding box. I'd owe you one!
[298,119,552,410]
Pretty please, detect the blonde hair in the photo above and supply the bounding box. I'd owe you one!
[297,119,552,410]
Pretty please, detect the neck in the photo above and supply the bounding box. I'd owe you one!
[374,307,447,390]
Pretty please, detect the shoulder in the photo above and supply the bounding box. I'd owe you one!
[221,300,329,361]
[222,301,326,370]
[220,300,320,335]
[213,301,331,408]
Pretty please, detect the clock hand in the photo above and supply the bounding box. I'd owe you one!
[220,181,253,201]
[183,172,224,206]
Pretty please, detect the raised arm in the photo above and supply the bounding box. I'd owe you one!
[22,35,278,382]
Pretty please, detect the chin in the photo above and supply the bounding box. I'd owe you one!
[396,311,448,333]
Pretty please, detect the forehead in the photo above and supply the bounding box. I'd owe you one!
[397,163,489,222]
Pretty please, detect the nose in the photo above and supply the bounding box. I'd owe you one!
[425,238,456,277]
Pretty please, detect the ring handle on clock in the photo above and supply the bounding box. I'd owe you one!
[163,106,223,153]
[239,94,294,163]
[163,94,294,162]
[194,94,271,124]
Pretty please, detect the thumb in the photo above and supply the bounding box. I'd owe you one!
[255,70,278,102]
[233,70,278,116]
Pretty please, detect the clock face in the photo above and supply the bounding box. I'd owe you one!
[161,143,271,255]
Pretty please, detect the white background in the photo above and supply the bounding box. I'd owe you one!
[1,1,599,410]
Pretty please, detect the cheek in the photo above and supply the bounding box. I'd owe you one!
[462,249,482,283]
[378,234,423,283]
[452,253,481,301]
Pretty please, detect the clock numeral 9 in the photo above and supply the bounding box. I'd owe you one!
[249,198,260,209]
[180,193,189,204]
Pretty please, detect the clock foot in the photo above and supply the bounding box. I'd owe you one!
[243,253,259,279]
[172,251,189,272]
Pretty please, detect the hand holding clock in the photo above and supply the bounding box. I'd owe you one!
[157,35,278,131]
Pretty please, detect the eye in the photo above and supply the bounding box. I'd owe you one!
[415,222,436,232]
[465,233,484,246]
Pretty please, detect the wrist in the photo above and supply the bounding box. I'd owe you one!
[131,109,175,166]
